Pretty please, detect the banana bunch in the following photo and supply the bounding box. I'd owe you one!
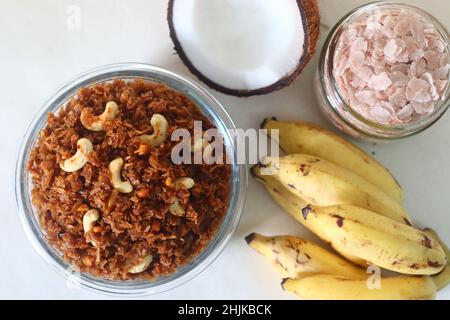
[247,118,450,300]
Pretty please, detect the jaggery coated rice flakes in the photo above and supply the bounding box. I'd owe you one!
[28,79,231,280]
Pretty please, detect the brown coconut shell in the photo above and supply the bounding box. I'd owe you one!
[167,0,320,97]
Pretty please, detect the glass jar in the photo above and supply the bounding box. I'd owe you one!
[15,63,247,296]
[315,2,450,141]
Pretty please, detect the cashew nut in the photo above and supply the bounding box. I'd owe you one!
[128,255,153,274]
[175,177,195,190]
[192,138,213,162]
[60,138,94,172]
[80,101,119,131]
[169,200,185,216]
[83,209,100,246]
[83,209,100,234]
[109,157,133,193]
[192,138,209,153]
[169,177,195,216]
[139,114,168,147]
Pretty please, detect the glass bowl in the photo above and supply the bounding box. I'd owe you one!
[15,63,247,296]
[315,2,450,141]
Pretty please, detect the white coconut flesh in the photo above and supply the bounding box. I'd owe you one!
[171,0,306,92]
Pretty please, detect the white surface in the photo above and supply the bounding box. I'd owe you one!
[0,0,449,300]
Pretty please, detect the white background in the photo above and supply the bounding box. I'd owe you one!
[0,0,449,299]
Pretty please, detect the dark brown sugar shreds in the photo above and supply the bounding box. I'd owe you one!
[27,79,231,280]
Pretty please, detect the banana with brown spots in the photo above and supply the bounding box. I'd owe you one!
[302,204,446,275]
[246,233,367,279]
[262,118,403,203]
[264,154,412,225]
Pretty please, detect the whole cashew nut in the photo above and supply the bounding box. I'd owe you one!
[139,114,168,147]
[80,101,119,132]
[128,255,153,274]
[60,138,94,172]
[169,177,195,216]
[83,209,100,234]
[109,157,133,193]
[83,209,100,246]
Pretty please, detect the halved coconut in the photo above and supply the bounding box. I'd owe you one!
[168,0,320,97]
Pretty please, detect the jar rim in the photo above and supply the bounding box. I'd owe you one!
[318,1,450,139]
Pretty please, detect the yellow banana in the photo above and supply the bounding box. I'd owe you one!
[265,154,412,225]
[282,274,436,300]
[423,228,450,291]
[262,118,403,203]
[303,205,446,275]
[245,233,367,279]
[251,165,368,267]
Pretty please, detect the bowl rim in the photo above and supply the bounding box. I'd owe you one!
[15,62,248,296]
